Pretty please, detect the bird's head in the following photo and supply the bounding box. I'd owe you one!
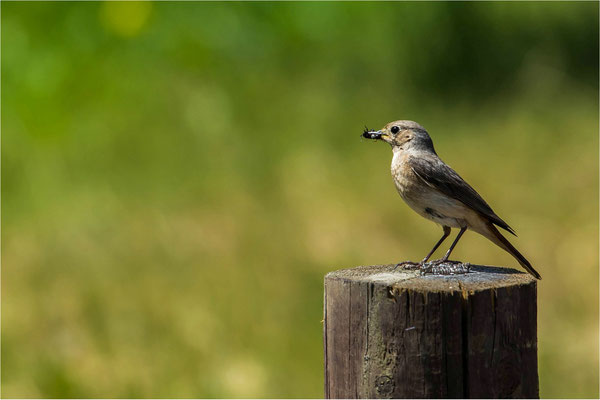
[362,120,436,154]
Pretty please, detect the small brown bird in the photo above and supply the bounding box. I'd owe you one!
[363,120,541,279]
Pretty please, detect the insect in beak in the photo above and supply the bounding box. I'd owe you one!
[362,127,382,140]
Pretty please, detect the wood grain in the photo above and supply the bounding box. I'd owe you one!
[324,265,538,399]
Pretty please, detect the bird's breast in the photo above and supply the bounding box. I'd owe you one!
[390,152,473,228]
[390,151,417,198]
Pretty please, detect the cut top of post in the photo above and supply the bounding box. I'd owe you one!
[325,264,536,293]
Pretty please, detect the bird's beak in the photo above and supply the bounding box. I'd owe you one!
[363,130,385,140]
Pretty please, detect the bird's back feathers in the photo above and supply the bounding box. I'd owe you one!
[409,155,516,235]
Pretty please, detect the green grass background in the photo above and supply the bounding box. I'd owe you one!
[2,2,598,398]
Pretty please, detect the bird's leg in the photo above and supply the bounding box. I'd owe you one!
[429,226,466,265]
[420,226,451,264]
[421,227,470,275]
[395,226,451,271]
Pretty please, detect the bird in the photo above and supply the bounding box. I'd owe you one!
[362,120,541,280]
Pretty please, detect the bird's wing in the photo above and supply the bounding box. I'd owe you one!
[409,155,516,235]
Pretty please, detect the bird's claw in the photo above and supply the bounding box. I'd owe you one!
[393,261,422,271]
[420,260,470,276]
[427,259,463,266]
[393,259,470,276]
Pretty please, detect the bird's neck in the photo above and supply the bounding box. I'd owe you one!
[392,146,417,159]
[392,146,405,155]
[393,145,436,158]
[391,147,412,170]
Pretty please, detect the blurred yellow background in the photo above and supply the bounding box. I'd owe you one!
[2,2,598,398]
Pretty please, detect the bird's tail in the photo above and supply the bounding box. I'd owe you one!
[483,222,541,280]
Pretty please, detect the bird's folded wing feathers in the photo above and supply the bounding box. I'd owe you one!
[409,156,516,235]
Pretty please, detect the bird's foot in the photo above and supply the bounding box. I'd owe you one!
[428,259,463,266]
[393,261,422,271]
[420,259,470,276]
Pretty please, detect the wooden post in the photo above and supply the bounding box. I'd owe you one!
[323,265,538,399]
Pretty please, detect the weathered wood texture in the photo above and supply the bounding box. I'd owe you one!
[324,265,538,399]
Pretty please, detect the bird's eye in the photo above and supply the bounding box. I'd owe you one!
[391,126,400,134]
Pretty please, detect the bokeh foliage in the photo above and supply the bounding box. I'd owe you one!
[2,2,598,398]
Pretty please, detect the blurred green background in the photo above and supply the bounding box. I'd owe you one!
[2,2,598,398]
